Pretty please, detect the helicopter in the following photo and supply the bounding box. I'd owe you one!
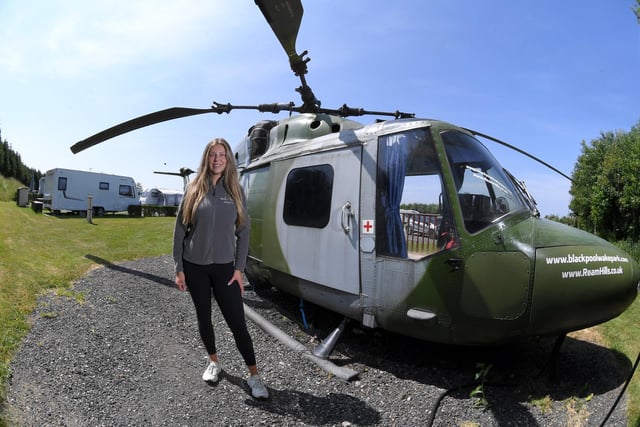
[153,167,195,192]
[70,0,639,352]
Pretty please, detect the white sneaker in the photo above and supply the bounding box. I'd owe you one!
[247,374,269,399]
[202,361,222,383]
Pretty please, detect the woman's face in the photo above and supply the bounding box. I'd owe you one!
[208,144,227,177]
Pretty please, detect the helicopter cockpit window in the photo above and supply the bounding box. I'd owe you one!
[377,129,455,259]
[441,130,527,233]
[283,164,334,228]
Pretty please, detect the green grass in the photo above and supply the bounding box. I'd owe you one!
[0,201,174,424]
[600,240,640,427]
[0,192,639,425]
[0,177,23,202]
[598,298,640,426]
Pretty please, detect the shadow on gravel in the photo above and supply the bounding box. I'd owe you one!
[340,328,631,426]
[220,371,381,425]
[84,254,175,288]
[249,284,633,426]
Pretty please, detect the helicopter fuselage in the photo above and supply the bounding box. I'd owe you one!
[236,113,639,345]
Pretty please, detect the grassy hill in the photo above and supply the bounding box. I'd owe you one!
[0,176,24,202]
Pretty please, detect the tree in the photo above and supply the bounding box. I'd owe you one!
[570,121,640,239]
[0,138,5,176]
[635,0,640,23]
[0,127,44,189]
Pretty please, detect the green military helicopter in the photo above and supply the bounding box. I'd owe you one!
[71,0,639,354]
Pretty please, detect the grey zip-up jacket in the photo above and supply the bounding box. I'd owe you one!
[173,178,250,274]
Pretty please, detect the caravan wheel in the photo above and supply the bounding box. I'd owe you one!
[94,207,105,217]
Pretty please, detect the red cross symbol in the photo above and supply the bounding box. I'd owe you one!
[362,220,374,234]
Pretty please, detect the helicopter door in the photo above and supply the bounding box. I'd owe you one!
[370,129,456,321]
[275,146,361,295]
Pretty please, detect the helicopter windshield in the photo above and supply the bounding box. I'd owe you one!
[441,130,528,233]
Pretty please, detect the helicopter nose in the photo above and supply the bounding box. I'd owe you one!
[529,220,639,336]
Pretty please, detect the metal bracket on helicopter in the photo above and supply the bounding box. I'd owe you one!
[209,101,415,120]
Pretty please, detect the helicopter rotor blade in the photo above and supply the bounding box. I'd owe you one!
[153,171,183,177]
[465,127,574,183]
[70,107,220,154]
[69,98,414,154]
[153,167,195,178]
[255,0,320,112]
[254,0,304,73]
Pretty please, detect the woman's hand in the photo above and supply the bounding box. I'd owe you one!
[175,271,187,292]
[228,269,244,295]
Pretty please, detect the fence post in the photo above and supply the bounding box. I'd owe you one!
[87,195,93,224]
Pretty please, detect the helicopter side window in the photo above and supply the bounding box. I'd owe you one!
[377,129,454,259]
[441,130,527,233]
[283,164,334,228]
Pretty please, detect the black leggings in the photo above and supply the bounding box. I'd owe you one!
[183,260,256,366]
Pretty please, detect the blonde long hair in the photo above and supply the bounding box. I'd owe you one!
[181,138,246,227]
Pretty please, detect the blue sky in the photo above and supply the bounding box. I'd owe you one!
[1,1,639,216]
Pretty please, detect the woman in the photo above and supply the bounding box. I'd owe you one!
[172,137,268,399]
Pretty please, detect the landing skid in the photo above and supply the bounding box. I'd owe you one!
[312,317,348,359]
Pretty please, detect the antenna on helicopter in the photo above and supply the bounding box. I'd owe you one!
[464,127,574,182]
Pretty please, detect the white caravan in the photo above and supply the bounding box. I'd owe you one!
[42,168,140,216]
[140,188,183,206]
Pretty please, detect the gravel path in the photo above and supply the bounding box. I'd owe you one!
[3,255,632,426]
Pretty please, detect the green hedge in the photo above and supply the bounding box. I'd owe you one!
[128,205,178,217]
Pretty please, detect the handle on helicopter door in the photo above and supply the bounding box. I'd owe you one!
[341,201,354,234]
[445,257,463,271]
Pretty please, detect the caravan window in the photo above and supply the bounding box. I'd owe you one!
[119,185,134,197]
[283,164,333,228]
[57,177,67,191]
[99,182,109,190]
